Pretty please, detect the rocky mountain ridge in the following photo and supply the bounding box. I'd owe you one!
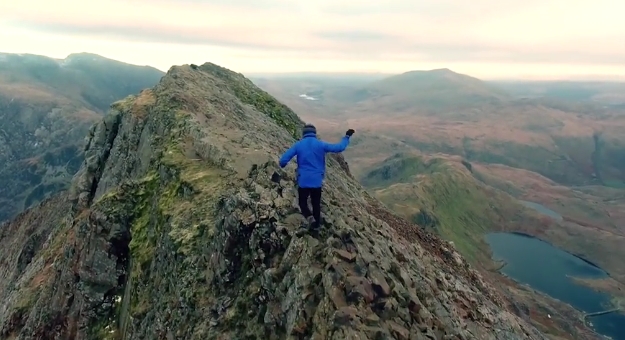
[0,63,546,339]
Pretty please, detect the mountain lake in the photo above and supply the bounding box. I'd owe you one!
[486,232,625,340]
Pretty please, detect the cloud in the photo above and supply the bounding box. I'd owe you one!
[314,31,400,43]
[0,0,624,77]
[16,22,296,51]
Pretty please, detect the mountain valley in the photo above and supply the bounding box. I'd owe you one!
[0,53,623,339]
[0,52,164,223]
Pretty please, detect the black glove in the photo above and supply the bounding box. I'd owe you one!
[346,129,355,137]
[271,171,281,183]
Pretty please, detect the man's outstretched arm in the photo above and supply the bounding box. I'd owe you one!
[322,129,354,153]
[322,136,350,153]
[279,144,297,168]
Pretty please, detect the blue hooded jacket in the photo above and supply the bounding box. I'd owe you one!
[279,131,350,188]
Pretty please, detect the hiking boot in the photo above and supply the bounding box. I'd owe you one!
[295,217,313,237]
[306,216,316,226]
[295,227,308,237]
[309,227,320,238]
[311,220,321,230]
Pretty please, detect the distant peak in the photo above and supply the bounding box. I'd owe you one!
[399,68,460,78]
[65,52,106,60]
[430,68,454,73]
[62,53,161,70]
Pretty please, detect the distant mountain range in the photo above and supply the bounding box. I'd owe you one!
[0,52,164,222]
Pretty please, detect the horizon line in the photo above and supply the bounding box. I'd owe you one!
[3,50,625,83]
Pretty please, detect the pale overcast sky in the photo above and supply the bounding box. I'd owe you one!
[1,0,624,79]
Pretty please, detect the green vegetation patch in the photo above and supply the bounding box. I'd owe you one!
[361,153,446,188]
[367,154,529,265]
[465,139,591,185]
[413,172,497,263]
[470,168,523,197]
[92,164,225,325]
[198,63,302,139]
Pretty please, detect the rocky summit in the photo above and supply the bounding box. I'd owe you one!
[0,63,547,339]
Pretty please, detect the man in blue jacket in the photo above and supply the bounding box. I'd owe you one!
[279,124,355,230]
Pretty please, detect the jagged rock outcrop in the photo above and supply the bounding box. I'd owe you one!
[0,63,547,339]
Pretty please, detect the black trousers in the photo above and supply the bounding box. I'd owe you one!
[298,187,322,227]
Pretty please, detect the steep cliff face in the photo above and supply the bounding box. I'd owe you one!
[0,63,547,339]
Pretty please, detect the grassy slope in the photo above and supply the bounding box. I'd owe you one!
[360,150,625,281]
[361,153,550,265]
